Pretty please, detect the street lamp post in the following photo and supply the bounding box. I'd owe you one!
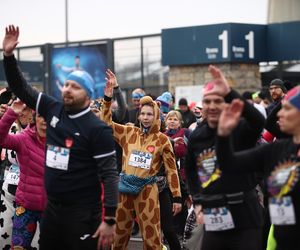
[65,0,69,43]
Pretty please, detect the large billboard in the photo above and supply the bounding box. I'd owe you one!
[162,23,267,65]
[50,44,108,100]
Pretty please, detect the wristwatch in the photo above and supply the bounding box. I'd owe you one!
[104,218,116,226]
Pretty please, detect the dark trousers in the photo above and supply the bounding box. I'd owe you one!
[40,200,101,250]
[201,227,262,250]
[159,188,181,250]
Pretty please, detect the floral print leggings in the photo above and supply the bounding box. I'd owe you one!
[11,205,42,249]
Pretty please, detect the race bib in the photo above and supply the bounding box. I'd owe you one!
[203,206,235,231]
[128,150,152,169]
[5,164,20,185]
[269,196,296,225]
[46,145,70,171]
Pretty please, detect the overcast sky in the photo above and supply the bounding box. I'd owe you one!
[1,0,268,46]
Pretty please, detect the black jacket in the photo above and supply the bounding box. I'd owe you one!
[216,136,300,248]
[185,89,265,229]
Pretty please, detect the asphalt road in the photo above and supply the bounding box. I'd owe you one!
[128,238,144,249]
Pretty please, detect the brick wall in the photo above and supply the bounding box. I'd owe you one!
[168,63,262,95]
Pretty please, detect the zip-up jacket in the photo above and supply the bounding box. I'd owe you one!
[0,108,46,211]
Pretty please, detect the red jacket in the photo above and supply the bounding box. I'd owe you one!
[165,128,189,158]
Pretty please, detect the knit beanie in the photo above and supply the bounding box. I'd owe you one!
[132,92,145,99]
[131,88,145,100]
[284,86,300,111]
[270,79,287,93]
[156,91,172,113]
[178,98,188,106]
[66,71,94,98]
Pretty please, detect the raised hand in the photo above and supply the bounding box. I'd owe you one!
[203,65,231,97]
[104,80,113,99]
[104,69,117,98]
[3,25,19,56]
[218,99,244,136]
[10,99,27,115]
[106,69,118,88]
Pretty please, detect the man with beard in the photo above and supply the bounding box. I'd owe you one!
[266,79,286,115]
[265,79,289,139]
[185,65,265,250]
[2,25,119,250]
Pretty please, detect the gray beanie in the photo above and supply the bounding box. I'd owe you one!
[270,79,287,93]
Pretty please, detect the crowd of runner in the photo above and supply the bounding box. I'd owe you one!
[0,25,299,250]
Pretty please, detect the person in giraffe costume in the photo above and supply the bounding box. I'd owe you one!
[101,70,182,250]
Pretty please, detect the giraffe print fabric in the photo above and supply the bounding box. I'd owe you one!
[101,96,181,249]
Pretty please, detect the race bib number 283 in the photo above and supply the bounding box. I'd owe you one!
[203,206,235,231]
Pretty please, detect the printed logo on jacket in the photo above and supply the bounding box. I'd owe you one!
[268,159,300,198]
[196,148,221,188]
[268,159,299,225]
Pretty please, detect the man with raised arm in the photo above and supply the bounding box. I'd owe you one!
[2,25,119,250]
[185,65,265,250]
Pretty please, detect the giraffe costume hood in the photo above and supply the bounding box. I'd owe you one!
[138,95,161,134]
[101,95,181,249]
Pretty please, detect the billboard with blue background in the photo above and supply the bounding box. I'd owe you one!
[50,44,108,100]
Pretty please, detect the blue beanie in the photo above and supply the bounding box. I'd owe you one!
[132,92,145,99]
[66,71,94,98]
[156,91,172,114]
